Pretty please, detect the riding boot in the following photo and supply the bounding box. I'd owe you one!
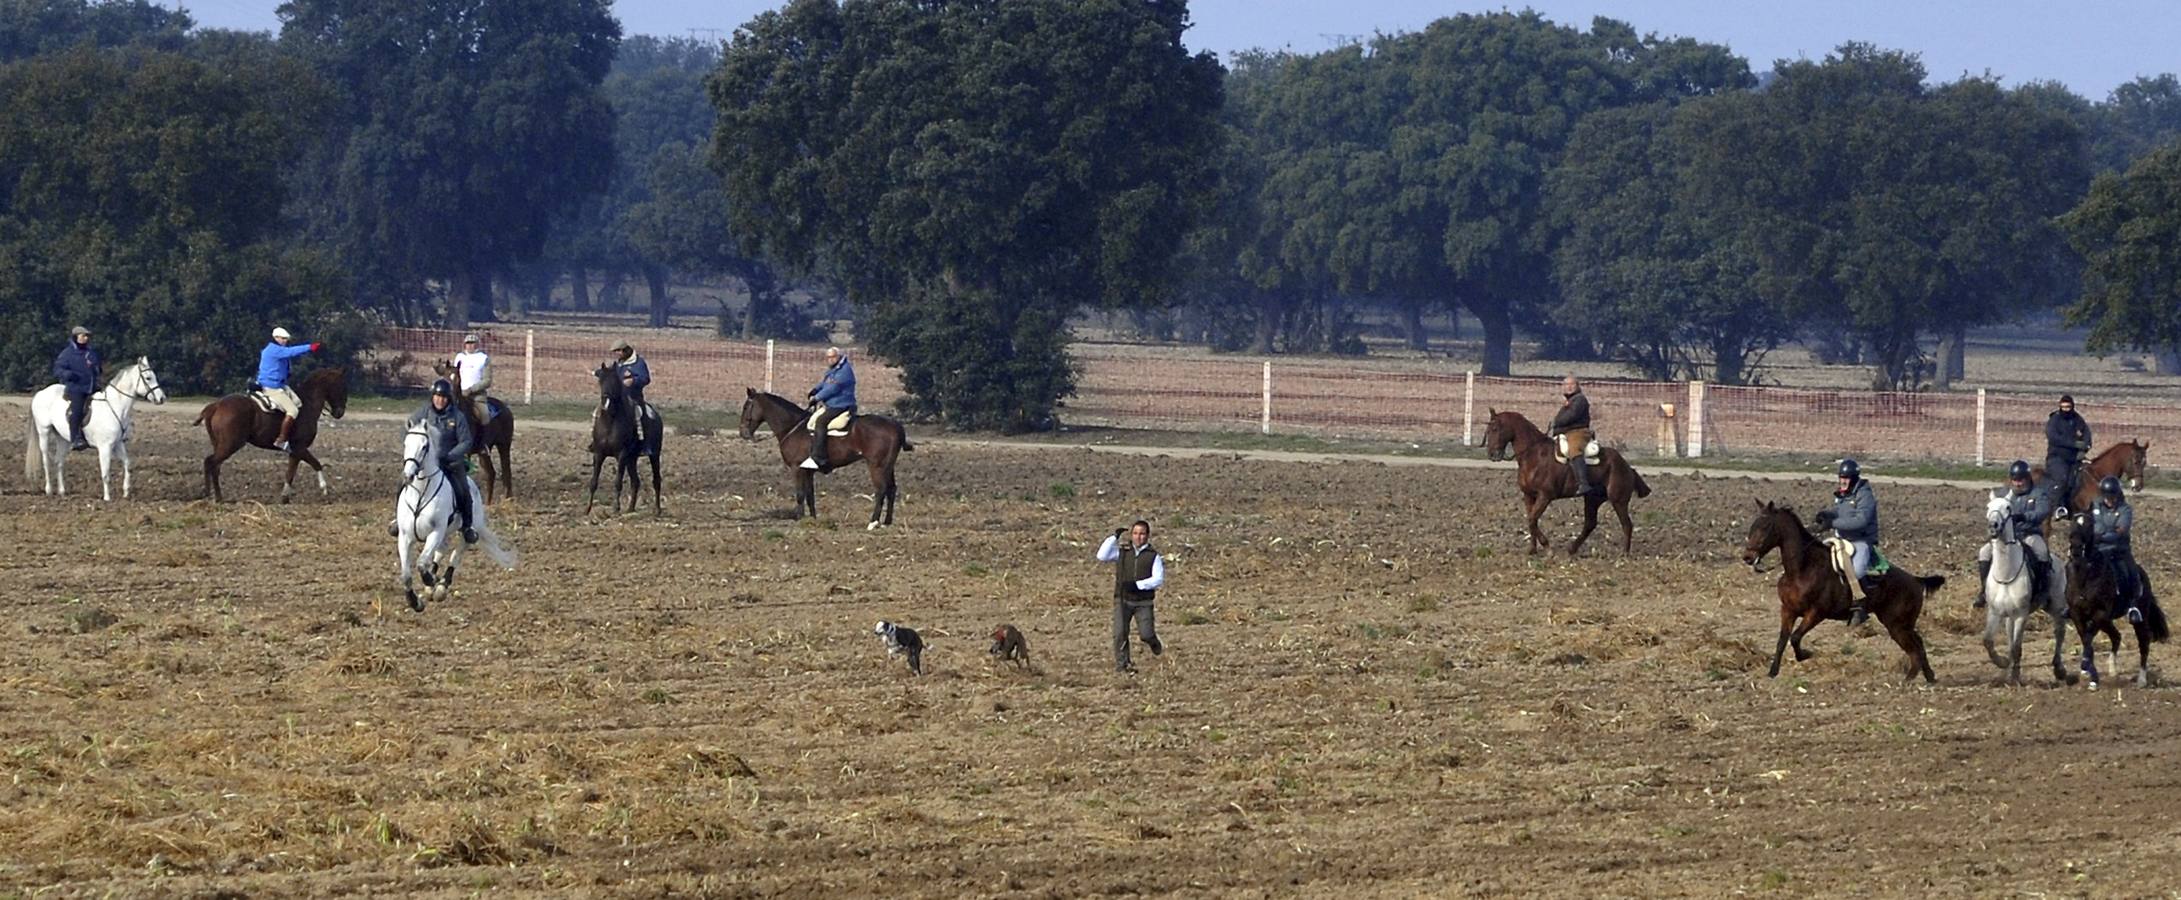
[274,416,294,451]
[2029,558,2050,606]
[802,427,826,471]
[448,466,477,544]
[68,394,89,450]
[1850,574,1878,625]
[1570,456,1602,496]
[1973,558,1992,610]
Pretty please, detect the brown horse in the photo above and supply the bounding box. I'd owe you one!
[1741,500,1943,683]
[194,367,349,503]
[586,364,661,515]
[430,359,516,504]
[2064,512,2168,689]
[738,388,912,529]
[2033,440,2149,514]
[1481,409,1652,555]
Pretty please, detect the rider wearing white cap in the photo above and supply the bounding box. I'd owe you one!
[453,332,492,419]
[257,326,321,450]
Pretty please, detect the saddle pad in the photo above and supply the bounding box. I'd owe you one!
[248,392,276,412]
[1554,429,1596,463]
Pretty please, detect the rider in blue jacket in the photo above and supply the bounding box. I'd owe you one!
[52,326,102,450]
[802,346,857,470]
[611,339,652,442]
[258,326,321,450]
[1814,458,1880,626]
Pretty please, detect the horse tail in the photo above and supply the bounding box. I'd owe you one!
[2144,593,2170,643]
[474,521,519,571]
[1632,470,1652,499]
[898,422,914,451]
[1919,575,1947,595]
[23,413,40,483]
[192,400,215,428]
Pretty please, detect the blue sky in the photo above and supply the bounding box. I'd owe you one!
[172,0,2175,100]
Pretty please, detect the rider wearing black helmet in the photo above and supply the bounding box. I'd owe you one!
[2045,394,2092,512]
[1813,458,1880,625]
[410,379,477,544]
[2090,475,2148,622]
[1975,459,2055,610]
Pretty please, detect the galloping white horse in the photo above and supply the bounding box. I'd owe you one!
[24,357,167,500]
[396,423,515,612]
[1983,491,2071,684]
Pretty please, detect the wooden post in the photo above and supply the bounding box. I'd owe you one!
[1975,388,1987,467]
[1462,370,1476,446]
[1261,360,1272,435]
[523,329,535,405]
[1687,381,1707,459]
[764,339,775,394]
[1658,402,1678,458]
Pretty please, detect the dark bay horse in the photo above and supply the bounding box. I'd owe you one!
[1742,500,1943,683]
[195,367,348,503]
[2034,440,2149,514]
[586,364,661,515]
[431,359,516,504]
[739,388,912,529]
[2064,513,2167,689]
[1481,409,1652,555]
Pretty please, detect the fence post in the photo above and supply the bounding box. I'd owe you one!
[1462,370,1476,446]
[764,339,775,393]
[1976,388,1987,467]
[1687,381,1707,459]
[523,329,535,405]
[1260,360,1272,435]
[1658,403,1678,458]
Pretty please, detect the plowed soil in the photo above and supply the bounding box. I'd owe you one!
[3,412,2177,897]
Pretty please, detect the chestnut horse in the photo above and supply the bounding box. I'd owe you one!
[431,359,516,504]
[2034,439,2148,514]
[1741,500,1942,683]
[1481,409,1652,555]
[195,367,348,503]
[2064,512,2167,690]
[738,388,912,529]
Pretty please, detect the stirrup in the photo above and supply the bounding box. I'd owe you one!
[2128,606,2145,625]
[1848,606,1870,627]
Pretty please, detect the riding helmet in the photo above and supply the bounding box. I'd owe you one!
[1837,458,1860,481]
[2100,475,2123,499]
[2007,459,2031,481]
[431,379,454,398]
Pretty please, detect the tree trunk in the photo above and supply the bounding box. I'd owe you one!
[1403,300,1428,352]
[570,266,592,312]
[530,265,554,312]
[466,267,497,323]
[2156,347,2181,376]
[599,269,626,312]
[1469,299,1513,376]
[1251,292,1279,355]
[444,271,472,330]
[739,263,778,339]
[504,269,525,317]
[644,264,671,328]
[1711,329,1745,386]
[1935,324,1966,389]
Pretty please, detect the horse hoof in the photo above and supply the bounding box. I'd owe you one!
[866,521,879,532]
[405,590,424,612]
[2087,680,2100,691]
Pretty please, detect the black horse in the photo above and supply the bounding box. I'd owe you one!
[586,364,662,515]
[2065,513,2167,689]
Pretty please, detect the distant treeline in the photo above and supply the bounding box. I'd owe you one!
[1,2,2176,425]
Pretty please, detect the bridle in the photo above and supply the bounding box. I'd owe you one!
[400,424,447,517]
[100,363,166,409]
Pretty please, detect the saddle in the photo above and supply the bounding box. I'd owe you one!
[1553,428,1599,463]
[1823,537,1891,602]
[828,410,855,437]
[246,383,278,413]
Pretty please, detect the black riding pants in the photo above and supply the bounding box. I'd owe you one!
[64,389,90,438]
[443,462,473,529]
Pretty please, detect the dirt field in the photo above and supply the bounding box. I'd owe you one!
[5,412,2180,897]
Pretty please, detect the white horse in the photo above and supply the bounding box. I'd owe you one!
[24,357,168,500]
[1982,491,2071,684]
[396,423,515,612]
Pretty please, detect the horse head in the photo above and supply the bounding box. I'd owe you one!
[1482,408,1508,461]
[118,356,168,405]
[400,423,435,484]
[739,387,765,440]
[310,368,350,419]
[2124,439,2148,491]
[1984,490,2014,541]
[1741,499,1797,570]
[593,364,620,403]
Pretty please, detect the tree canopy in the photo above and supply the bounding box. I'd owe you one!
[2061,142,2181,365]
[711,0,1223,430]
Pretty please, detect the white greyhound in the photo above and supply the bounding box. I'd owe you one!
[23,357,167,500]
[396,423,515,612]
[1982,491,2070,684]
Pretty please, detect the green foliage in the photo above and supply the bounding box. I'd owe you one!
[0,42,362,391]
[2090,74,2181,174]
[2061,142,2181,362]
[0,0,189,63]
[711,0,1223,431]
[278,0,620,326]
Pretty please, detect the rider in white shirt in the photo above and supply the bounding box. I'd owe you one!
[453,333,492,419]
